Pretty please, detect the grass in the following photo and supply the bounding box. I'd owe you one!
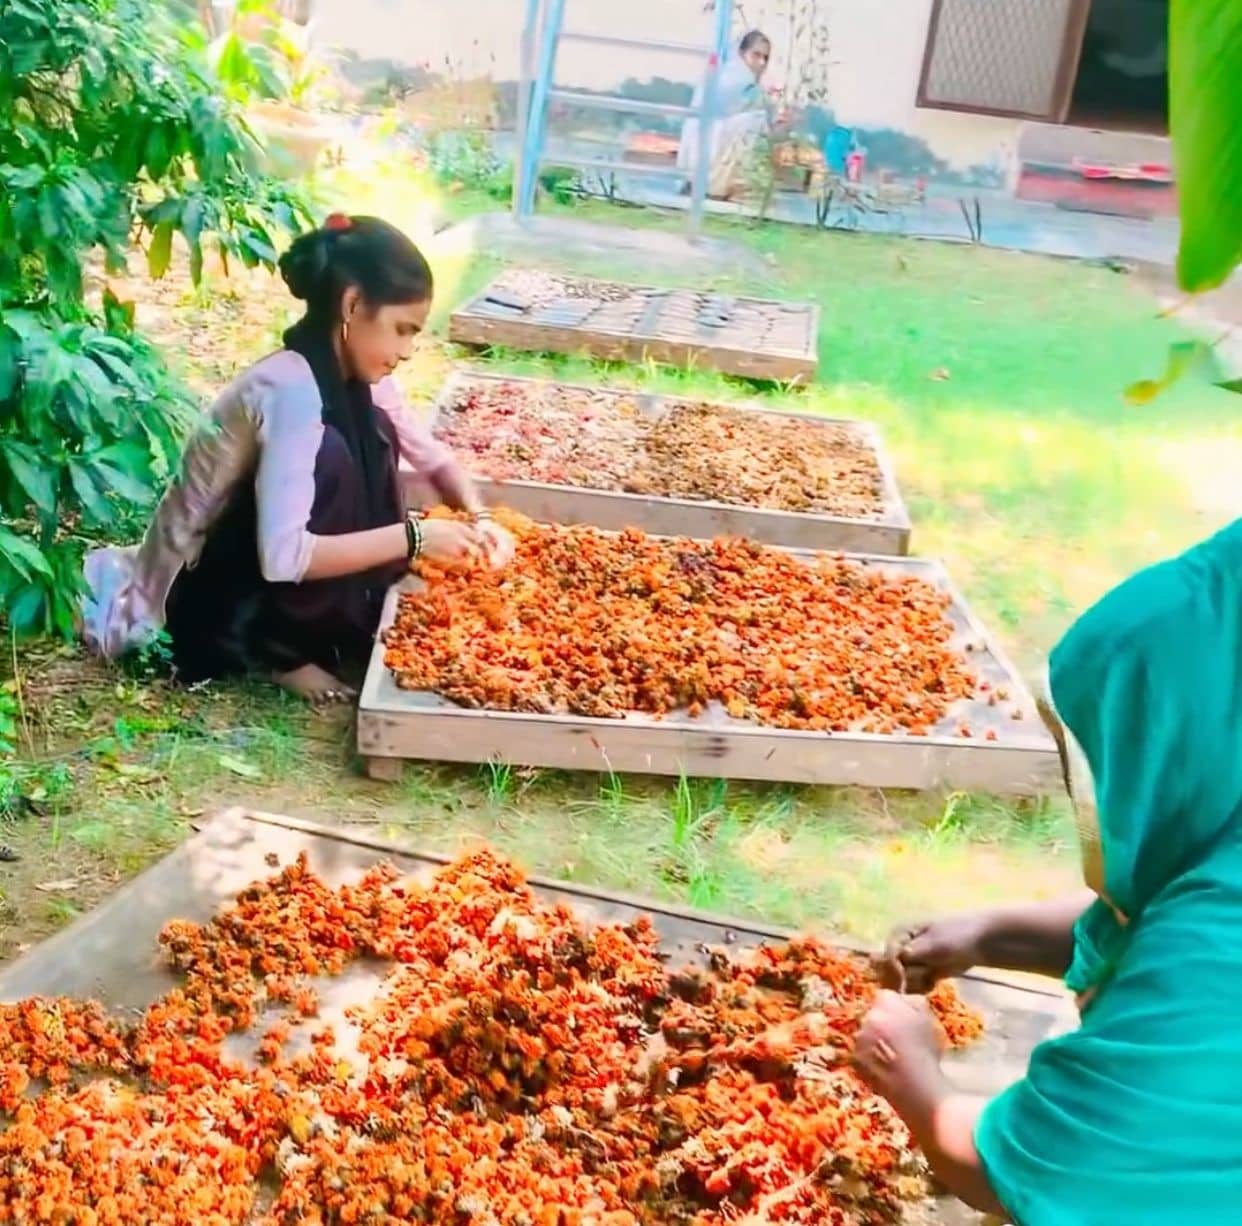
[3,144,1236,965]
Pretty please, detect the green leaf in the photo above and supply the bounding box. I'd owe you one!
[145,124,172,180]
[102,289,136,335]
[240,230,279,266]
[0,441,58,517]
[0,527,53,581]
[92,441,156,503]
[1123,340,1210,406]
[1217,379,1242,394]
[148,220,174,279]
[189,241,205,287]
[6,584,48,636]
[0,326,19,402]
[218,754,263,780]
[181,195,205,244]
[37,187,61,239]
[1170,0,1242,291]
[67,460,113,526]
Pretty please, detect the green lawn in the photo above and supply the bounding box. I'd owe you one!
[3,158,1238,963]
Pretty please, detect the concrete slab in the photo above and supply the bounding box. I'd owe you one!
[628,179,1180,267]
[428,210,770,279]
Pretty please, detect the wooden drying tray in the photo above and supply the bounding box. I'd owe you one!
[403,370,912,555]
[448,275,820,384]
[0,808,1074,1226]
[357,541,1061,795]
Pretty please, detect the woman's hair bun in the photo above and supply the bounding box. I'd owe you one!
[279,214,434,317]
[278,228,335,301]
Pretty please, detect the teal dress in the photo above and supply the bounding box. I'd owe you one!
[975,519,1242,1224]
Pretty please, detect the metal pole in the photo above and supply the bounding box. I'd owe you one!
[513,0,542,218]
[519,0,567,219]
[689,0,734,234]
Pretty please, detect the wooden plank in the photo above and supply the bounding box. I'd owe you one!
[405,370,912,555]
[448,275,819,383]
[358,546,1062,796]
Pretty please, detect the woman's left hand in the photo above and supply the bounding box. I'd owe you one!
[854,990,947,1106]
[478,520,516,569]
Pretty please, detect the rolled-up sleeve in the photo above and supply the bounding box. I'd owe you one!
[253,361,325,584]
[373,376,455,479]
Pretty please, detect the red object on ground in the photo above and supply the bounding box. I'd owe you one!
[1016,163,1177,218]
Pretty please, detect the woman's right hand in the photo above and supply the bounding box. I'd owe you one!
[420,518,483,565]
[876,913,992,995]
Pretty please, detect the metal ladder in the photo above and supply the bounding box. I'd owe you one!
[513,0,734,232]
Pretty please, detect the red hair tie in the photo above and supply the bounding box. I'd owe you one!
[324,212,352,232]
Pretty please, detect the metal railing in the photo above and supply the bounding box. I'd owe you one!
[514,0,733,234]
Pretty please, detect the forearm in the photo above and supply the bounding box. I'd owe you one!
[976,890,1095,978]
[428,462,484,515]
[302,522,407,581]
[892,1087,1007,1217]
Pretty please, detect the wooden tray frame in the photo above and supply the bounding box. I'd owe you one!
[448,276,821,383]
[404,370,912,555]
[358,541,1061,796]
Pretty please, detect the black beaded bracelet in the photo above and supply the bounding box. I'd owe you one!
[405,510,424,560]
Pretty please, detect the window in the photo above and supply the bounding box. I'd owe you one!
[917,0,1092,122]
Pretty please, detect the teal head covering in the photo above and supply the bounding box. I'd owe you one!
[975,518,1242,1225]
[1053,518,1242,997]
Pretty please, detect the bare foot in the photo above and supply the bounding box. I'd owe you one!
[273,663,357,705]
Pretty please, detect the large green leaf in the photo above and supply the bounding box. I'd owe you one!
[0,326,19,402]
[67,459,113,527]
[147,220,175,279]
[0,440,58,517]
[1171,0,1242,292]
[0,526,53,582]
[92,440,156,503]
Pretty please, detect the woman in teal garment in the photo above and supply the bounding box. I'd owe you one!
[853,517,1242,1225]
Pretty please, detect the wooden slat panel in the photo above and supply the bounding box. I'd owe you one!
[448,274,820,383]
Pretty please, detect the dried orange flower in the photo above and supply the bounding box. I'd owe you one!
[386,512,975,733]
[0,849,983,1225]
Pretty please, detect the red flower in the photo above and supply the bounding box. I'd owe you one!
[323,213,352,232]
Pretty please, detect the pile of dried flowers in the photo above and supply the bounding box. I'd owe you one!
[434,379,886,519]
[385,513,979,734]
[0,849,982,1225]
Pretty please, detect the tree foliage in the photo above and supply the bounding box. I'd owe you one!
[0,0,311,635]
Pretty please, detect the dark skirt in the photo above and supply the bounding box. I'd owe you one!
[165,420,405,684]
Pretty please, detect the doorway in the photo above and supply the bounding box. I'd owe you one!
[1068,0,1168,133]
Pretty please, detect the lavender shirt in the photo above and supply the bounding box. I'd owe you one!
[81,350,453,659]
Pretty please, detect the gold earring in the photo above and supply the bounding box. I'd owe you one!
[341,319,350,345]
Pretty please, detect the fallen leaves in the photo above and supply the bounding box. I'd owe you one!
[0,849,984,1224]
[385,513,976,733]
[217,755,263,781]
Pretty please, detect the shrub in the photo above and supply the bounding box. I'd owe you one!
[0,0,311,635]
